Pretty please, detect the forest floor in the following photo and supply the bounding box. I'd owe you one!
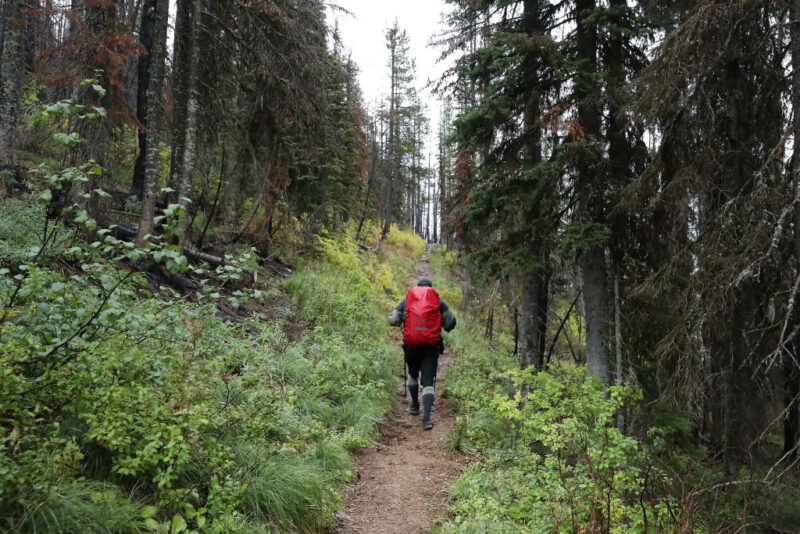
[334,246,463,534]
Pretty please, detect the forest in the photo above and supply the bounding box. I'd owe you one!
[2,0,800,532]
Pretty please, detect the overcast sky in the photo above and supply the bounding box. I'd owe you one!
[328,0,454,155]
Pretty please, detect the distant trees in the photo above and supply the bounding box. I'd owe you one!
[378,22,430,239]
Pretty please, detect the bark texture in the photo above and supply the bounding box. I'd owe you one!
[130,0,157,199]
[575,0,609,384]
[176,0,202,247]
[0,0,23,175]
[786,0,800,459]
[582,248,609,382]
[135,0,168,247]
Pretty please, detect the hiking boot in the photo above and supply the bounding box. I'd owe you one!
[410,403,420,415]
[422,418,434,431]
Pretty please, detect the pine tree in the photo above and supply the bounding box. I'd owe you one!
[443,0,565,370]
[381,21,417,237]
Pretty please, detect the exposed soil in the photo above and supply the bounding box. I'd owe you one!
[335,246,462,534]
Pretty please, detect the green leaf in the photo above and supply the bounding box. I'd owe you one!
[92,84,107,97]
[171,514,187,534]
[140,506,158,518]
[142,518,160,530]
[53,132,83,148]
[38,189,52,203]
[94,188,110,198]
[44,100,72,115]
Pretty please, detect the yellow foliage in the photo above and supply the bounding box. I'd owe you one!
[356,219,382,249]
[316,234,360,271]
[384,224,425,258]
[375,264,398,298]
[437,286,462,312]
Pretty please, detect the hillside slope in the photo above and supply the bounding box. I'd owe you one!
[0,198,425,533]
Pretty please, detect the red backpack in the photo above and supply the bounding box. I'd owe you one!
[403,286,442,349]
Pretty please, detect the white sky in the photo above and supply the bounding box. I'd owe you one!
[328,0,454,157]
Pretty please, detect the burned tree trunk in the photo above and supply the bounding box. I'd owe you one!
[130,0,157,200]
[135,0,168,247]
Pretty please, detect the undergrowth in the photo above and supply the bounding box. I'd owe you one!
[431,246,800,533]
[0,197,423,533]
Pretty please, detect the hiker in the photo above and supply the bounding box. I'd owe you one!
[388,277,456,430]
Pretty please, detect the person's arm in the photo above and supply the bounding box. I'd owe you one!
[388,300,406,327]
[439,301,457,332]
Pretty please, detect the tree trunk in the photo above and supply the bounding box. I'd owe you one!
[176,0,202,248]
[574,0,609,384]
[381,42,395,238]
[520,266,549,371]
[167,0,192,199]
[0,0,6,61]
[130,0,157,199]
[784,342,800,460]
[355,133,378,243]
[0,0,23,177]
[135,0,168,247]
[518,0,549,372]
[583,248,609,383]
[787,0,800,460]
[614,273,625,430]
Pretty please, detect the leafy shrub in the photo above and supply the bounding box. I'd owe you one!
[441,356,678,532]
[1,195,420,531]
[432,262,682,533]
[384,223,426,258]
[0,197,70,266]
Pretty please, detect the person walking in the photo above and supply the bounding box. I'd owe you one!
[389,277,456,430]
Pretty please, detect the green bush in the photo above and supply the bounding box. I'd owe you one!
[431,259,684,534]
[0,196,419,532]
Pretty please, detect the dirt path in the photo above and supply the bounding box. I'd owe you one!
[335,246,462,534]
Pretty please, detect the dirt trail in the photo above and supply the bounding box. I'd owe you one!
[335,246,462,534]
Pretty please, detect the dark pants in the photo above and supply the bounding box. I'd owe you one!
[404,345,439,422]
[404,345,439,389]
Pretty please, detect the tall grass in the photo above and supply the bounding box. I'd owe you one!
[235,445,336,533]
[11,482,148,534]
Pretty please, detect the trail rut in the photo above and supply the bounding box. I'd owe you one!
[335,246,462,534]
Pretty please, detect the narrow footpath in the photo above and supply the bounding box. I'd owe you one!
[335,246,462,534]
